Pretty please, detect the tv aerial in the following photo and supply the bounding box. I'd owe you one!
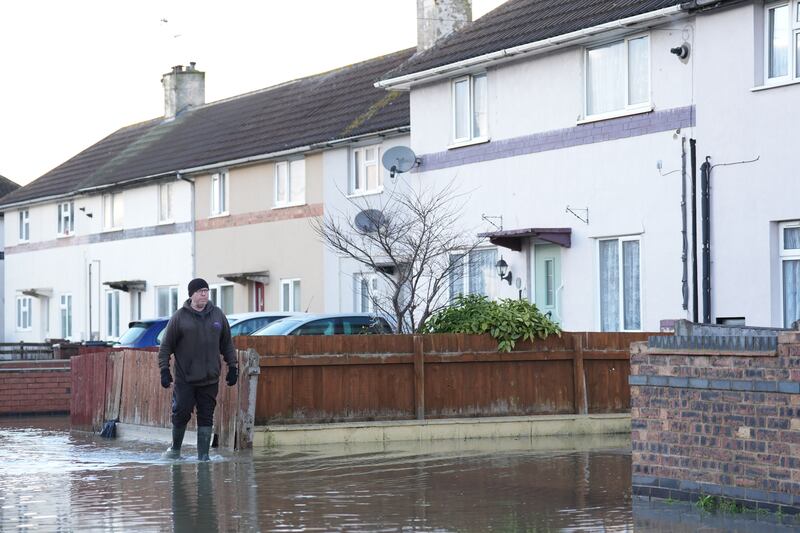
[381,146,421,178]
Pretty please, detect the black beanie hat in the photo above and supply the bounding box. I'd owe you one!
[188,278,209,296]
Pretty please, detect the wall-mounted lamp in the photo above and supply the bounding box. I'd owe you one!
[670,43,690,60]
[496,256,512,285]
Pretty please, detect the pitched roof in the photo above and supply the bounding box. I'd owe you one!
[382,0,685,81]
[0,175,21,199]
[1,49,414,208]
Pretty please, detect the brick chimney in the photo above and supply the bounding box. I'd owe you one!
[161,62,205,119]
[416,0,472,52]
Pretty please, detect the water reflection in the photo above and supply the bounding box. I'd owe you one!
[1,417,792,531]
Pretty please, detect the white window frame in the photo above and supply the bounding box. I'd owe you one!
[354,273,379,313]
[350,146,383,196]
[779,220,800,327]
[210,170,229,216]
[102,193,124,230]
[449,247,498,301]
[156,285,180,317]
[106,290,120,339]
[274,159,306,208]
[60,294,72,339]
[597,235,643,332]
[18,209,29,242]
[158,182,174,223]
[280,279,301,312]
[451,73,488,145]
[209,283,235,315]
[764,1,800,83]
[16,296,32,331]
[584,33,651,120]
[57,201,74,236]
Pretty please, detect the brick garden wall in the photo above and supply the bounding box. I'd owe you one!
[0,360,71,415]
[630,331,800,513]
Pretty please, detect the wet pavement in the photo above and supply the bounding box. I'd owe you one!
[0,416,797,532]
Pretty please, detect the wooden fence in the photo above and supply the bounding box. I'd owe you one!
[70,349,259,450]
[235,332,655,425]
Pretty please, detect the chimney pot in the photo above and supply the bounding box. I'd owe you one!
[417,0,472,52]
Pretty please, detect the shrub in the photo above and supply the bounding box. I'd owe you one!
[422,294,561,352]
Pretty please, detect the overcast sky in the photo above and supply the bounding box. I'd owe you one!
[0,0,505,186]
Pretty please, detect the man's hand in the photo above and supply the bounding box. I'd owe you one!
[160,368,173,389]
[226,366,238,387]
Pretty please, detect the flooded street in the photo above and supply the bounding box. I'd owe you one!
[0,417,795,532]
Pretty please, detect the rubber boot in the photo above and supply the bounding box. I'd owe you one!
[162,425,186,460]
[197,426,213,461]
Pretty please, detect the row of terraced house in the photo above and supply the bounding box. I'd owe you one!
[2,0,799,343]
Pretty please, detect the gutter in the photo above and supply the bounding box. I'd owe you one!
[0,126,410,211]
[376,5,687,91]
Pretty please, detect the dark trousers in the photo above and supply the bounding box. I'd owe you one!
[171,381,218,427]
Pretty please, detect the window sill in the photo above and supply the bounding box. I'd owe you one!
[272,202,306,210]
[56,233,75,239]
[347,189,384,199]
[156,219,175,226]
[751,78,800,92]
[101,227,123,233]
[447,136,490,150]
[209,212,230,219]
[577,105,653,125]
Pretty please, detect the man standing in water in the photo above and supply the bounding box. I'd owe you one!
[159,278,238,460]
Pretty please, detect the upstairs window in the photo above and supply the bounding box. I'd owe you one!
[452,73,487,143]
[18,209,29,242]
[102,193,124,230]
[351,146,382,195]
[158,182,173,223]
[211,171,228,216]
[586,35,650,117]
[57,201,74,236]
[275,159,306,207]
[766,2,800,81]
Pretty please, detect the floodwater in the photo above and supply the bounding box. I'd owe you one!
[0,417,796,532]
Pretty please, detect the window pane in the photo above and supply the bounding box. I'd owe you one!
[785,227,800,249]
[622,240,641,330]
[293,281,301,312]
[784,259,800,327]
[468,249,497,298]
[627,36,649,105]
[221,285,234,315]
[545,259,554,307]
[472,74,487,138]
[587,41,625,115]
[454,79,470,139]
[353,151,361,190]
[276,163,287,203]
[282,283,290,312]
[769,5,790,78]
[366,163,378,190]
[449,254,465,301]
[290,160,305,203]
[599,239,620,331]
[796,32,800,78]
[170,287,178,313]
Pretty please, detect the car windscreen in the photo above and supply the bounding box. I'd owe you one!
[231,316,287,336]
[116,324,148,345]
[252,318,304,336]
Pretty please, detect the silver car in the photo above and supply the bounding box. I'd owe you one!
[252,313,393,336]
[227,312,304,336]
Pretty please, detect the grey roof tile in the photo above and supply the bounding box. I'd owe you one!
[0,175,21,199]
[2,49,413,207]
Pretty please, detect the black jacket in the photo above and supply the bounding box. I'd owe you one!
[158,300,236,386]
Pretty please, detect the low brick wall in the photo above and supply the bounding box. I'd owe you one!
[630,331,800,514]
[0,360,71,415]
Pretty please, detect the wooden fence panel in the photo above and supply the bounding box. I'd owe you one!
[584,359,631,413]
[70,352,108,432]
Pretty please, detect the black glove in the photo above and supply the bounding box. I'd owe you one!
[226,366,238,387]
[160,368,173,389]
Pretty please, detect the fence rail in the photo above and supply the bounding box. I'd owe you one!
[235,332,655,425]
[0,342,54,361]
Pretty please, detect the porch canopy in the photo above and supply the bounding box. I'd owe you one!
[218,270,270,285]
[477,227,571,251]
[103,280,146,292]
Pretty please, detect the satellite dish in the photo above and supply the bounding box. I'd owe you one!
[354,209,387,233]
[382,146,420,178]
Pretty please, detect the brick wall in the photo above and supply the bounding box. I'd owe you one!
[630,331,800,513]
[0,360,71,415]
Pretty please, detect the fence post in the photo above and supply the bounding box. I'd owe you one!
[573,333,588,415]
[413,335,425,420]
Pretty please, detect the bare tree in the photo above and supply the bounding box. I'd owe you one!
[311,181,482,333]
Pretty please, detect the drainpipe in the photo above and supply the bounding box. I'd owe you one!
[700,157,712,324]
[690,139,699,323]
[178,173,196,277]
[680,137,688,311]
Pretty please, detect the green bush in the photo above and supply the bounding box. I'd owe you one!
[423,294,561,352]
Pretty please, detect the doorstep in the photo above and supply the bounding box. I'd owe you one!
[254,413,630,447]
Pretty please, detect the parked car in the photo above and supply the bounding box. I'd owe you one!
[227,312,302,336]
[115,318,170,348]
[252,313,393,336]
